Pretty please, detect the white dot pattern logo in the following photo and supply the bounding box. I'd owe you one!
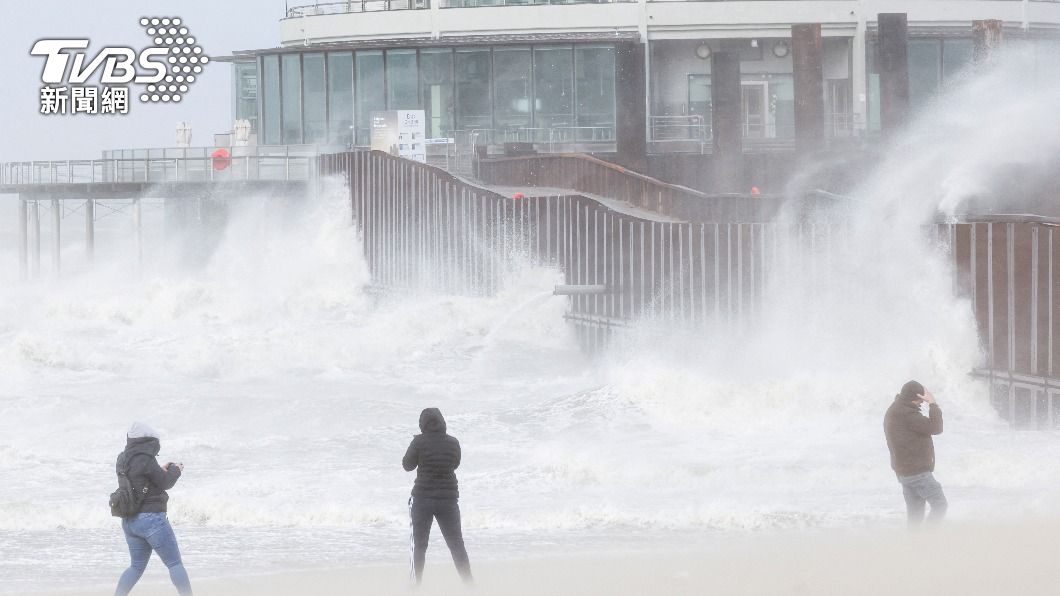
[139,16,208,104]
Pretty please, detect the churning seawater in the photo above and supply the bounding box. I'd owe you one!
[3,50,1060,594]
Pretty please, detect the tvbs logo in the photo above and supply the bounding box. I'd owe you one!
[31,17,209,115]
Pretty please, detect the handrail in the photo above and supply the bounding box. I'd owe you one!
[283,0,636,15]
[1,154,314,186]
[285,0,429,17]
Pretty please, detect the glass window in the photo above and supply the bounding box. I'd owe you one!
[575,45,616,141]
[419,48,453,139]
[303,53,326,145]
[908,40,941,110]
[493,47,532,138]
[533,46,574,130]
[355,50,385,146]
[327,52,354,146]
[1037,40,1060,82]
[455,48,492,132]
[233,62,259,137]
[767,74,794,139]
[262,55,281,144]
[386,49,419,110]
[942,39,974,86]
[687,74,712,139]
[281,53,302,144]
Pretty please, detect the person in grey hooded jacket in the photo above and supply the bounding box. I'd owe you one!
[114,422,192,596]
[403,408,472,584]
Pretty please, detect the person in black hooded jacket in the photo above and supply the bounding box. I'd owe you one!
[114,422,193,596]
[403,408,472,584]
[884,380,947,527]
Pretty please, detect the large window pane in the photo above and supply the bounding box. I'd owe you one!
[575,45,615,141]
[493,47,532,139]
[303,53,326,144]
[386,49,419,110]
[455,49,492,132]
[908,40,941,111]
[533,46,574,131]
[262,55,280,144]
[233,61,259,137]
[327,52,354,146]
[942,39,974,86]
[355,50,385,146]
[419,48,453,139]
[281,53,302,144]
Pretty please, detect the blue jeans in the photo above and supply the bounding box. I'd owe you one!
[115,512,193,596]
[898,472,948,526]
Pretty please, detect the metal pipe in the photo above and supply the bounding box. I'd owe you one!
[18,197,27,281]
[31,201,41,278]
[85,198,95,263]
[133,197,143,270]
[554,284,610,296]
[51,198,62,277]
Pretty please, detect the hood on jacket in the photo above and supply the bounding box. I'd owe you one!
[124,436,161,457]
[898,380,925,402]
[127,421,159,440]
[419,408,447,434]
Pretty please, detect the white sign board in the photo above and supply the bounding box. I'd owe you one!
[370,110,427,163]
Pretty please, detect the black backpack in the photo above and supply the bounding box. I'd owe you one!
[109,453,148,518]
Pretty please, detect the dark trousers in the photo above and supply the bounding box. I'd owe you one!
[409,496,472,584]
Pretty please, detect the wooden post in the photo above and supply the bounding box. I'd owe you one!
[711,51,743,193]
[792,24,825,154]
[973,19,1004,63]
[878,13,910,136]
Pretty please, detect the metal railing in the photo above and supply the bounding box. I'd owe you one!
[650,115,709,143]
[1,145,317,186]
[442,0,634,6]
[285,0,635,14]
[285,0,429,17]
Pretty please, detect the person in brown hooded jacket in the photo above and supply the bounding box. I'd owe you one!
[884,380,947,526]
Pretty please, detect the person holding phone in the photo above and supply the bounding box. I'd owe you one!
[884,380,947,526]
[403,408,473,585]
[114,422,192,596]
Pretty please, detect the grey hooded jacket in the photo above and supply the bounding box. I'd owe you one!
[402,408,461,499]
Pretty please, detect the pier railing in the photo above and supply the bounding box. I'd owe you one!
[320,150,1060,429]
[1,145,317,187]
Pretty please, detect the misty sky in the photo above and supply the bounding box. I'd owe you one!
[0,0,288,162]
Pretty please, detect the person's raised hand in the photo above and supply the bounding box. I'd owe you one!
[918,390,936,405]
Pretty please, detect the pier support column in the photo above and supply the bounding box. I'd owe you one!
[31,201,41,278]
[792,24,825,155]
[878,13,910,137]
[711,51,743,193]
[18,197,28,281]
[973,20,1004,64]
[616,42,648,173]
[51,197,61,277]
[133,197,143,269]
[84,198,95,263]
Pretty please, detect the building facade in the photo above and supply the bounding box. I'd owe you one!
[227,1,1060,162]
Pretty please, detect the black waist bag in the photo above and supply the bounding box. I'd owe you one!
[110,455,147,518]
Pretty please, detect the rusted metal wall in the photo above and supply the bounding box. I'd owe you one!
[320,151,1059,427]
[945,220,1060,428]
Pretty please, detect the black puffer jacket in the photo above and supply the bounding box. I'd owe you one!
[884,392,943,477]
[117,437,181,513]
[403,408,461,499]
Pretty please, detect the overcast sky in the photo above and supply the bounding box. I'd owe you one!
[0,0,287,161]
